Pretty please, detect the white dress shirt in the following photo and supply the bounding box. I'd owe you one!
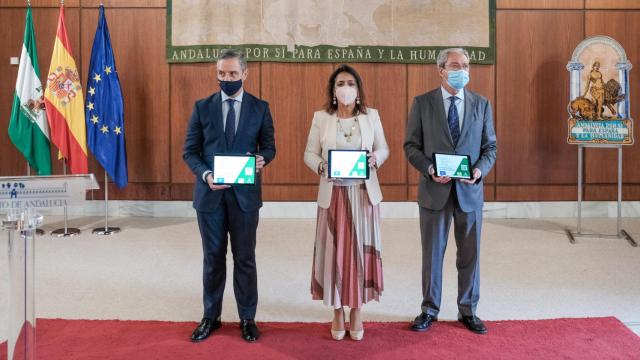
[202,89,245,182]
[441,86,465,130]
[221,89,244,132]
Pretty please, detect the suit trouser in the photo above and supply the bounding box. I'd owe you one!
[196,189,259,321]
[419,187,482,317]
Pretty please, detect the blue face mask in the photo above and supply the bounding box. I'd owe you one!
[219,79,243,96]
[446,70,470,90]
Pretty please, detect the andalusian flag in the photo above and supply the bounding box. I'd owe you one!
[8,6,52,175]
[44,4,88,174]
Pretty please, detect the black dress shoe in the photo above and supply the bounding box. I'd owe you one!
[240,319,260,342]
[411,312,437,332]
[458,315,487,334]
[190,318,222,342]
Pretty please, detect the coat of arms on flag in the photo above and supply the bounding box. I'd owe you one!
[47,66,82,105]
[21,88,46,122]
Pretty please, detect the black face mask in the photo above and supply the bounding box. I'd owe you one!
[219,79,243,96]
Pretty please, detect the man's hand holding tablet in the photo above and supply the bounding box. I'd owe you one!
[206,176,231,191]
[459,168,481,184]
[254,153,265,173]
[431,153,481,185]
[206,154,259,191]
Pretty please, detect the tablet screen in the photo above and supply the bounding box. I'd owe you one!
[212,155,256,185]
[328,150,370,179]
[433,153,472,179]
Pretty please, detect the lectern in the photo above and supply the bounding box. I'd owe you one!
[0,174,99,360]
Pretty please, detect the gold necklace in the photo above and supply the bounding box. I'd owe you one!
[337,115,359,142]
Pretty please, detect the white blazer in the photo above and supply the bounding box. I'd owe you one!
[304,108,390,209]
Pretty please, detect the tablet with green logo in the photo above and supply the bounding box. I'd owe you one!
[433,153,472,179]
[328,150,370,179]
[212,154,256,185]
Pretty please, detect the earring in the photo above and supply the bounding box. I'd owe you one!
[356,97,360,105]
[333,96,337,105]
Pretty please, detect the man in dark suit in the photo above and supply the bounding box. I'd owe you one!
[404,48,497,334]
[183,49,276,343]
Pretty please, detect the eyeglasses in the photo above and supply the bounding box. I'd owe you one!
[445,63,470,71]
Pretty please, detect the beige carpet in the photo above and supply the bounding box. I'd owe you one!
[1,216,639,341]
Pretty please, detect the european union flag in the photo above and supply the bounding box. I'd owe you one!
[85,5,127,188]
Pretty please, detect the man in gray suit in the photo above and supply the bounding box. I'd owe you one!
[404,48,497,334]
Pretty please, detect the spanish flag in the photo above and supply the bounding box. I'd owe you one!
[44,4,88,174]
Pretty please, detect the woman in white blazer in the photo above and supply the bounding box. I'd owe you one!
[304,64,389,341]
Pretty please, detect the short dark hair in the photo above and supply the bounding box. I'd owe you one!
[324,64,368,115]
[217,48,247,71]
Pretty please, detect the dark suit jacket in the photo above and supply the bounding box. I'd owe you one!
[183,91,276,213]
[404,88,497,212]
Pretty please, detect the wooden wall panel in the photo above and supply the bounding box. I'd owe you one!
[0,7,79,177]
[485,184,496,201]
[262,185,409,202]
[406,64,440,187]
[81,0,165,7]
[409,185,495,202]
[260,63,333,185]
[585,184,640,200]
[171,183,193,201]
[170,63,216,184]
[0,1,80,7]
[263,185,317,201]
[496,185,577,201]
[169,62,261,184]
[466,65,496,185]
[584,11,640,200]
[81,8,169,190]
[90,183,170,200]
[586,0,640,9]
[497,0,584,9]
[345,63,407,186]
[3,2,640,202]
[380,185,407,201]
[496,10,583,187]
[0,0,163,7]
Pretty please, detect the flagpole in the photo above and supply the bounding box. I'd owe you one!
[92,170,120,235]
[51,159,81,237]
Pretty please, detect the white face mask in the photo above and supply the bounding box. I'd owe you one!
[335,86,357,106]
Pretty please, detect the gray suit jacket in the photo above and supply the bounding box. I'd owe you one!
[404,88,497,212]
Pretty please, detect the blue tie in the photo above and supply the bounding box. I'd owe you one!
[447,96,460,146]
[225,98,236,148]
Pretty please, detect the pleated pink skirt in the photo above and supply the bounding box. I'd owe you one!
[311,184,384,309]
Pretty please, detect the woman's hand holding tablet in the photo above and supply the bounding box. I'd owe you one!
[328,150,370,180]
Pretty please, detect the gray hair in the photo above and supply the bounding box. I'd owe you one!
[218,49,247,71]
[436,48,470,68]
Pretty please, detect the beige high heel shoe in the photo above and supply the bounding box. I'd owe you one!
[349,328,364,341]
[331,309,346,340]
[349,309,364,341]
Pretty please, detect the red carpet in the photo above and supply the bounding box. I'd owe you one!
[1,317,639,359]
